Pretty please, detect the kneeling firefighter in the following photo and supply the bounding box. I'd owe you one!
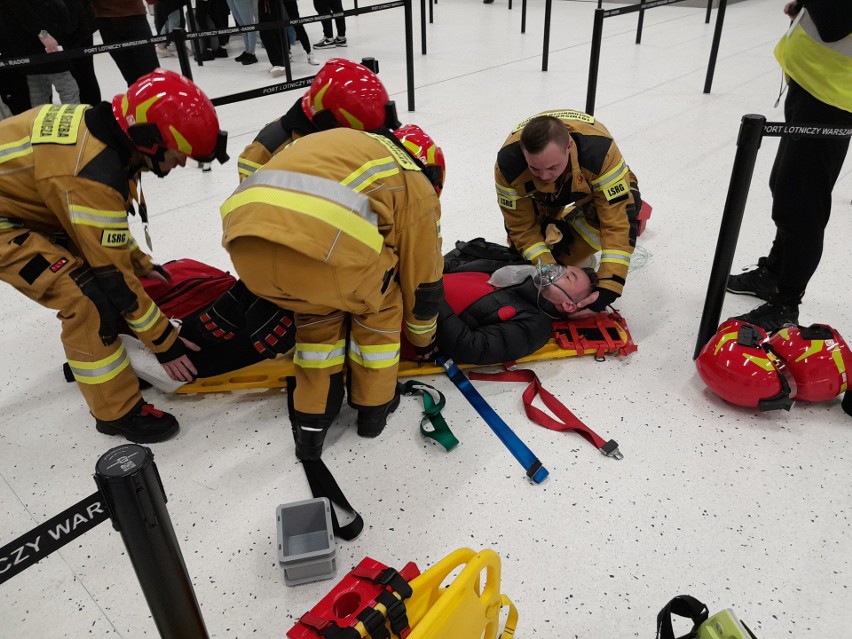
[221,124,446,459]
[0,69,228,442]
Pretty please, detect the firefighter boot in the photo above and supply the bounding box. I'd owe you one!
[95,399,180,443]
[286,373,344,460]
[355,388,401,438]
[291,413,334,461]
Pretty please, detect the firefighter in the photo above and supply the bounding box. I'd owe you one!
[0,69,228,443]
[236,58,397,183]
[221,124,445,460]
[494,109,642,316]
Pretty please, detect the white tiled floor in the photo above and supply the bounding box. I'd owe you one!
[2,0,851,636]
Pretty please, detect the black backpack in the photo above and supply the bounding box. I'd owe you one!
[443,238,526,275]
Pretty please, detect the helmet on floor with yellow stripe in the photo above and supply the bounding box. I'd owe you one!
[112,68,228,174]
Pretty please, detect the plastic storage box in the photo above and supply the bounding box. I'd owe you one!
[276,497,337,586]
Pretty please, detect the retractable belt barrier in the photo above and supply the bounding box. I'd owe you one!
[0,445,208,635]
[0,0,417,109]
[0,492,108,585]
[585,0,729,114]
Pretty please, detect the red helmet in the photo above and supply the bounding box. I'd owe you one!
[302,58,389,131]
[112,68,227,163]
[393,124,446,195]
[767,324,851,402]
[695,320,794,411]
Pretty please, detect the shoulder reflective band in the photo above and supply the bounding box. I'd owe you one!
[468,368,622,460]
[437,357,549,483]
[0,491,109,585]
[398,380,458,451]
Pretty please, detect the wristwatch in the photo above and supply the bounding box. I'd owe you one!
[38,29,49,39]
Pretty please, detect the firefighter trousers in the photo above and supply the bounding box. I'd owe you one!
[228,236,402,415]
[0,228,141,421]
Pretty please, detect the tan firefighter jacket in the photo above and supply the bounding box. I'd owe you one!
[0,104,182,358]
[222,128,443,347]
[495,109,639,298]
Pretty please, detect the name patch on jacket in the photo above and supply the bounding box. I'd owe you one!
[602,180,628,202]
[512,109,596,133]
[101,230,129,247]
[31,105,86,145]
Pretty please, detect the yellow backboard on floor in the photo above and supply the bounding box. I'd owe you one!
[177,312,636,394]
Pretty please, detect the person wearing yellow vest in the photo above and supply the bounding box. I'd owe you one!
[727,0,852,332]
[221,125,445,461]
[494,110,641,316]
[0,69,228,442]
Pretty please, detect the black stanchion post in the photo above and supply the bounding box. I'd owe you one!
[182,0,202,64]
[541,0,553,71]
[693,114,765,358]
[173,28,193,79]
[429,0,433,24]
[705,0,713,24]
[703,0,727,93]
[272,0,293,82]
[585,8,605,115]
[420,0,427,54]
[404,0,415,111]
[636,0,645,44]
[521,0,527,34]
[94,445,209,639]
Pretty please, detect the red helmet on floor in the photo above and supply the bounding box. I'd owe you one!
[112,68,228,163]
[767,324,851,402]
[394,124,446,195]
[695,320,794,411]
[302,58,389,131]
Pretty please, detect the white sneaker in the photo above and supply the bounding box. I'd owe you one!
[307,52,319,66]
[269,66,286,77]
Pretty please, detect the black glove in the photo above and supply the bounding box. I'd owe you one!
[411,339,439,363]
[151,263,173,285]
[195,280,250,341]
[245,297,296,358]
[586,287,620,312]
[70,266,120,345]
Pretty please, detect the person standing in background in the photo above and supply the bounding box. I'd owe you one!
[225,0,259,65]
[283,0,318,65]
[90,0,159,85]
[727,0,852,332]
[312,0,346,49]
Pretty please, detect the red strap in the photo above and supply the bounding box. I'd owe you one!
[468,369,608,449]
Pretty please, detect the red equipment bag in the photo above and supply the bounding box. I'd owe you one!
[138,258,236,320]
[138,259,267,378]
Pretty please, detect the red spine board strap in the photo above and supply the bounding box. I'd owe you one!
[288,559,420,639]
[468,368,623,460]
[551,311,637,360]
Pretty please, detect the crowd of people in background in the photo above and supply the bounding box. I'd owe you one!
[0,0,342,114]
